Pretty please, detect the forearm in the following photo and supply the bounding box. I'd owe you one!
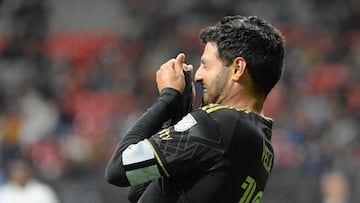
[105,88,181,186]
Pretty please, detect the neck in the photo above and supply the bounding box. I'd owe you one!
[213,67,266,115]
[219,84,265,115]
[223,95,264,115]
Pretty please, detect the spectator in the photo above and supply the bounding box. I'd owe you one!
[0,159,60,203]
[320,171,350,203]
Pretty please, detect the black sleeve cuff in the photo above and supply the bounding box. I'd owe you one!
[122,87,181,143]
[159,87,182,110]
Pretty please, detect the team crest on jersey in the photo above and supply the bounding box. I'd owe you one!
[174,114,197,132]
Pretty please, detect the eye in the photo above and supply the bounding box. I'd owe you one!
[199,64,207,71]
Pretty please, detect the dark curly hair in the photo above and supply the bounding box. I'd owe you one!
[200,15,285,97]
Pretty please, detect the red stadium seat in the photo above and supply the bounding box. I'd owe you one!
[0,33,7,55]
[44,32,117,66]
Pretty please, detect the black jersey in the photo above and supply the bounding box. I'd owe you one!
[123,103,274,203]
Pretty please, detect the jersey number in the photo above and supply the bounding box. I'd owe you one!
[238,176,263,203]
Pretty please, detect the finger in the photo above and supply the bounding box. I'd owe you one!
[174,53,186,72]
[167,59,176,67]
[186,64,193,72]
[160,58,175,70]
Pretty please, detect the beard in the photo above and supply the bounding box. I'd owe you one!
[201,68,229,106]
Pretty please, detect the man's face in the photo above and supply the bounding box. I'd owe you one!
[195,42,230,106]
[10,162,31,187]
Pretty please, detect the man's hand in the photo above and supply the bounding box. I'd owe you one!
[156,53,193,94]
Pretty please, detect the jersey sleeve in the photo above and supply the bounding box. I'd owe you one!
[118,109,225,186]
[147,110,225,177]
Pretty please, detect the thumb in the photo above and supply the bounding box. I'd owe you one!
[174,53,185,72]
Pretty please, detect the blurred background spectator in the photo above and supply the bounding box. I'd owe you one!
[0,0,359,202]
[320,171,350,203]
[0,158,59,203]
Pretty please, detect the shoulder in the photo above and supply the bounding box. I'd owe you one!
[0,184,11,196]
[27,180,56,194]
[0,182,18,193]
[200,103,272,126]
[27,181,59,202]
[0,183,20,202]
[200,103,251,116]
[197,104,273,141]
[171,106,218,133]
[182,104,244,133]
[171,104,242,142]
[198,103,251,124]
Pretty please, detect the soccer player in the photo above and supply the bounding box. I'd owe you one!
[105,15,285,203]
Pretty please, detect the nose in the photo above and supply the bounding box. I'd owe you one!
[194,66,202,83]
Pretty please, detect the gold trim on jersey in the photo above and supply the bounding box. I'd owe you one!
[144,139,170,177]
[201,103,250,114]
[201,103,273,121]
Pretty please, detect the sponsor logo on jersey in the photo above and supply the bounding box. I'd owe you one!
[174,114,197,132]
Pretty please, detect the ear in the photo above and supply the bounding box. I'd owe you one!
[231,57,246,81]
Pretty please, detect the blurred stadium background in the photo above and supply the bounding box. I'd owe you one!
[0,0,359,202]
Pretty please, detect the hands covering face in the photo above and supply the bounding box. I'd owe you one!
[156,53,193,94]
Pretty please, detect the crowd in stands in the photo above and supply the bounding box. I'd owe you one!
[0,0,359,202]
